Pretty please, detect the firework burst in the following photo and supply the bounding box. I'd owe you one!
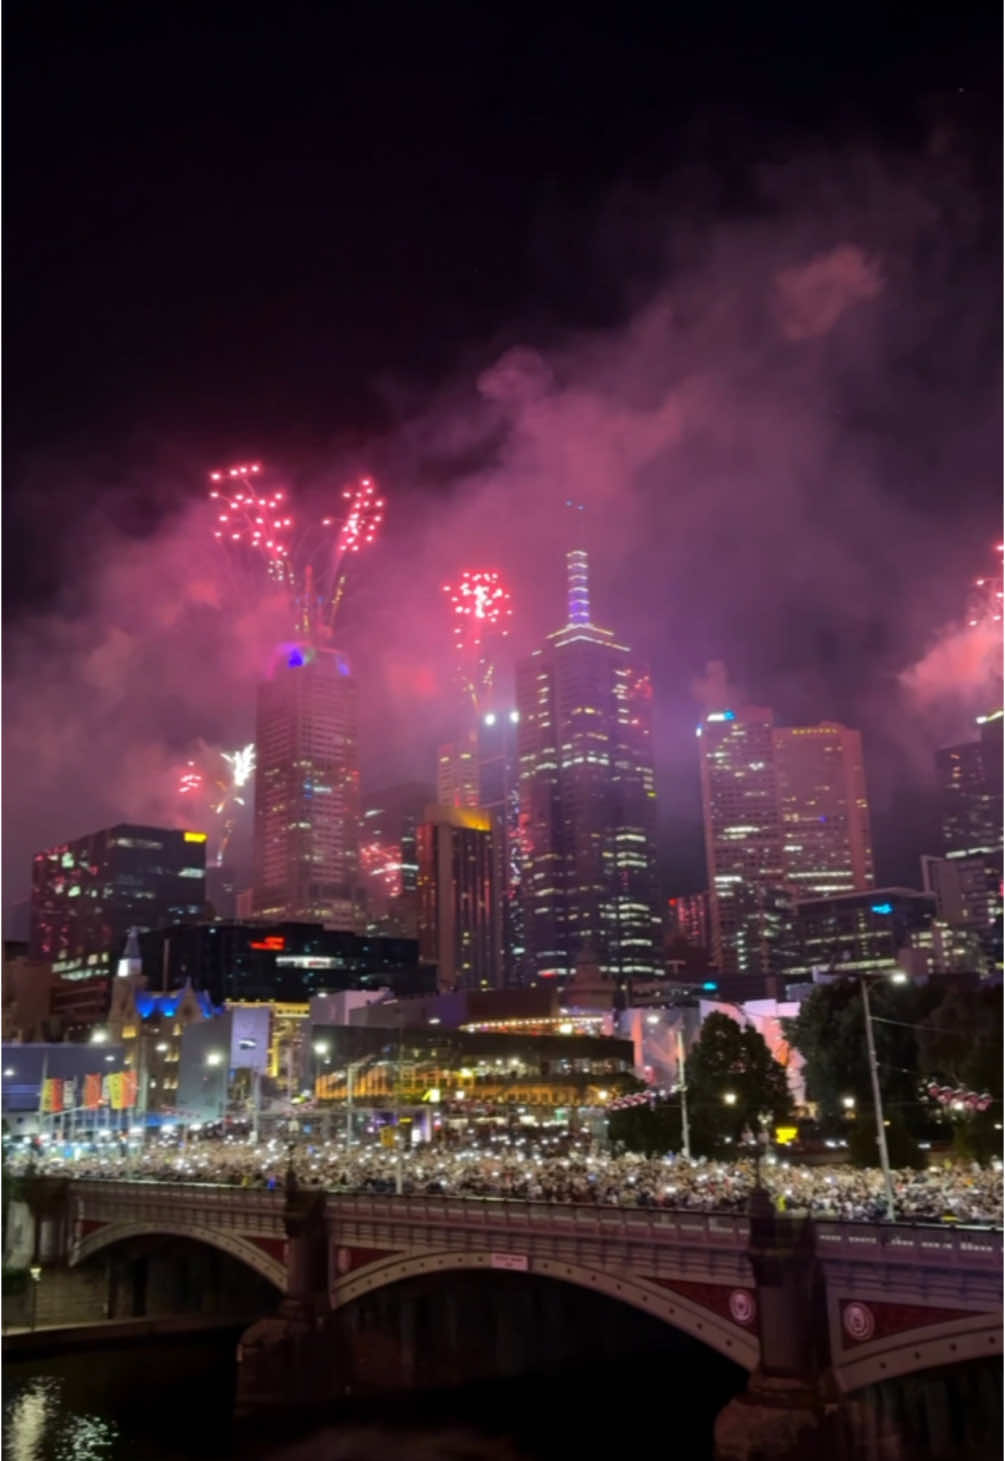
[967,543,1004,633]
[206,463,385,637]
[175,742,257,867]
[442,569,514,709]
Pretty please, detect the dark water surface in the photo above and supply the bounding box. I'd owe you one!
[3,1329,738,1461]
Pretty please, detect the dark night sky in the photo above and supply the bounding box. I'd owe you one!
[3,2,1002,923]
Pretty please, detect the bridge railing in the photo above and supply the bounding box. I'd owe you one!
[814,1220,1003,1269]
[60,1180,1004,1264]
[325,1193,751,1248]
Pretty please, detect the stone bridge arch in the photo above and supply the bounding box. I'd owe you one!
[330,1247,760,1371]
[71,1220,286,1291]
[830,1311,1002,1393]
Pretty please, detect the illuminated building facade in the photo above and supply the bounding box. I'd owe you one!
[436,734,479,810]
[516,550,660,984]
[666,892,709,951]
[936,711,1004,859]
[138,920,429,1005]
[417,805,499,991]
[252,644,361,928]
[699,707,786,975]
[477,709,525,984]
[787,887,936,978]
[773,723,875,897]
[30,824,207,977]
[361,782,433,938]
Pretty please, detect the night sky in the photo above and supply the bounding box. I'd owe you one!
[4,2,1001,926]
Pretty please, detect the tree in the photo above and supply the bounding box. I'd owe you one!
[685,1012,792,1158]
[783,977,941,1132]
[917,985,1003,1167]
[608,1101,682,1156]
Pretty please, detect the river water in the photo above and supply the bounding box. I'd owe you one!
[3,1329,737,1461]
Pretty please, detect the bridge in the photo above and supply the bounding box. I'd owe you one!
[19,1177,1004,1459]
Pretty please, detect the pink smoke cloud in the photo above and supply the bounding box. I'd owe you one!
[775,243,883,340]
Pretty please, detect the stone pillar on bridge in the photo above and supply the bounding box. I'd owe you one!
[715,1190,835,1461]
[234,1168,333,1417]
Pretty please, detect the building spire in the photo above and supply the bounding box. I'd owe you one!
[116,927,143,980]
[566,549,591,626]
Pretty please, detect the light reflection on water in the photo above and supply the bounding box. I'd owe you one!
[4,1378,118,1461]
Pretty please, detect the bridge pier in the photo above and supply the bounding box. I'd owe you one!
[235,1178,332,1417]
[715,1191,836,1461]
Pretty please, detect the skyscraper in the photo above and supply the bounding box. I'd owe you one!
[699,712,877,974]
[698,707,786,975]
[252,644,361,928]
[773,723,875,897]
[361,782,434,938]
[30,824,207,978]
[436,734,479,810]
[417,805,498,991]
[477,708,524,983]
[516,549,660,983]
[936,710,1004,858]
[927,710,1004,969]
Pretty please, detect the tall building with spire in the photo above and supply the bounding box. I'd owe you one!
[516,549,660,983]
[252,643,361,928]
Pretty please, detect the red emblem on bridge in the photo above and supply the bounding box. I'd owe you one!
[842,1301,876,1342]
[728,1289,757,1326]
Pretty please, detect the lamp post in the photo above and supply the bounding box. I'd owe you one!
[676,1027,691,1161]
[313,1041,331,1143]
[859,976,896,1222]
[28,1265,42,1331]
[205,1050,226,1126]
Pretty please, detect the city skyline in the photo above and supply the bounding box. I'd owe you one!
[7,539,1002,944]
[4,13,1000,932]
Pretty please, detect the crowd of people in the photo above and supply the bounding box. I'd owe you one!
[7,1129,1002,1225]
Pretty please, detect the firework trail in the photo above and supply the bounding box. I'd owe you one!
[967,543,1004,634]
[325,477,385,630]
[442,569,514,711]
[176,742,256,867]
[206,464,384,638]
[359,838,404,900]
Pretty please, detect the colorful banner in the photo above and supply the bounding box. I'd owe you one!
[63,1078,77,1111]
[121,1069,137,1109]
[41,1078,62,1113]
[83,1074,102,1110]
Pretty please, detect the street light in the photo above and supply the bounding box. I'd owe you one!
[723,1091,737,1106]
[842,1095,856,1111]
[859,975,895,1222]
[205,1050,226,1125]
[90,1030,108,1045]
[28,1265,42,1332]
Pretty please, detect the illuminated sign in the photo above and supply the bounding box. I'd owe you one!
[184,831,208,843]
[706,710,736,722]
[250,936,286,951]
[871,903,893,916]
[775,1126,798,1145]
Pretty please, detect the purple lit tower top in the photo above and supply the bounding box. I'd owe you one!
[566,549,591,627]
